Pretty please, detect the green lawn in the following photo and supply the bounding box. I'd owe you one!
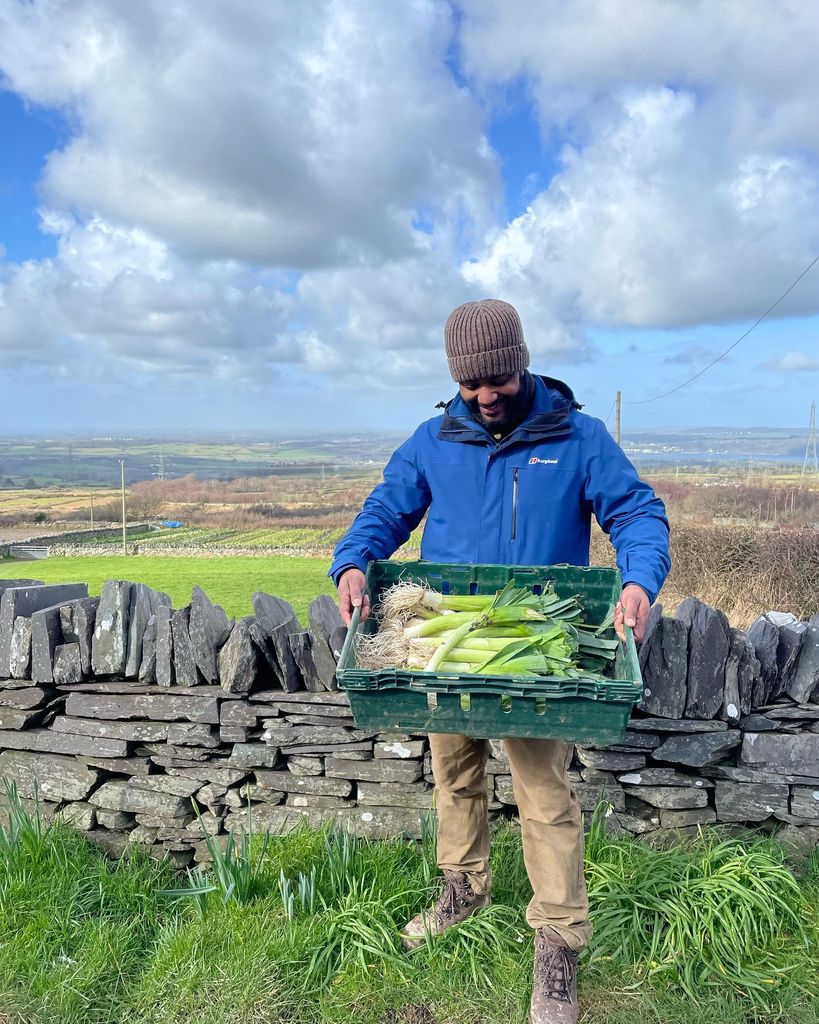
[0,554,336,624]
[0,797,816,1024]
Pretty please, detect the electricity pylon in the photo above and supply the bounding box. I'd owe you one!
[801,401,818,482]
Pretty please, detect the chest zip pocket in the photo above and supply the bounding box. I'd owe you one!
[511,467,519,540]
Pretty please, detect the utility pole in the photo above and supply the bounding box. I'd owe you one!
[614,391,622,446]
[800,401,818,484]
[90,491,94,527]
[119,460,127,554]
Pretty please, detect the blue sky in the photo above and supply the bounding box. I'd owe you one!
[1,1,818,435]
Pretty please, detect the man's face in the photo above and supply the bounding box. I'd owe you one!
[458,372,524,432]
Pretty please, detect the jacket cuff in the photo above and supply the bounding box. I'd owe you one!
[621,574,658,605]
[329,558,369,588]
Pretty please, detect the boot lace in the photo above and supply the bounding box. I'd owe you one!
[434,871,477,924]
[534,931,578,1004]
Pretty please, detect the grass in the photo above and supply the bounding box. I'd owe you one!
[0,787,816,1024]
[0,554,336,624]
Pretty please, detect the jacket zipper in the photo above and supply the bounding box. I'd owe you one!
[511,467,519,540]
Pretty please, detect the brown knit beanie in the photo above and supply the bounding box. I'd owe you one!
[444,299,529,382]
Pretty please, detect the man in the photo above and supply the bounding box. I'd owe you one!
[330,299,670,1024]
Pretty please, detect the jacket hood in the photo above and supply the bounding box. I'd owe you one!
[438,373,582,447]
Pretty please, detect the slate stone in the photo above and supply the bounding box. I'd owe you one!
[261,722,372,747]
[789,624,819,703]
[29,604,64,684]
[790,787,819,820]
[97,809,135,829]
[79,755,152,776]
[618,768,712,788]
[375,739,426,759]
[254,771,352,797]
[71,597,99,676]
[249,689,350,707]
[660,807,716,827]
[52,715,170,742]
[189,585,233,685]
[285,793,348,809]
[0,708,40,729]
[218,616,260,694]
[637,603,663,672]
[356,781,433,809]
[746,615,780,708]
[284,713,357,728]
[221,702,261,726]
[739,714,778,732]
[64,691,219,724]
[165,765,249,787]
[8,617,32,679]
[138,614,157,684]
[575,749,646,771]
[324,756,421,783]
[329,626,347,662]
[53,643,83,685]
[166,723,218,747]
[0,686,51,710]
[220,727,249,743]
[155,604,174,687]
[653,730,741,767]
[572,782,626,812]
[171,606,203,686]
[774,823,819,864]
[722,628,758,723]
[772,622,807,701]
[245,619,280,684]
[627,717,727,733]
[0,579,43,596]
[308,594,344,663]
[621,785,709,809]
[276,701,350,718]
[281,740,373,756]
[675,597,729,720]
[0,749,101,801]
[287,756,324,776]
[714,781,789,821]
[90,779,189,817]
[129,775,203,799]
[614,811,660,834]
[125,584,157,679]
[0,728,127,758]
[252,592,302,692]
[703,764,819,785]
[762,704,819,720]
[288,631,331,692]
[57,802,96,830]
[225,803,425,840]
[740,732,819,775]
[638,614,688,718]
[0,583,87,678]
[89,580,132,676]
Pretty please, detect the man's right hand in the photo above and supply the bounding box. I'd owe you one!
[337,568,371,626]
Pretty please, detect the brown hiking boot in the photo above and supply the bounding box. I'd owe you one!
[528,927,579,1024]
[400,870,490,950]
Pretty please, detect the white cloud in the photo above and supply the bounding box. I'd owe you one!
[459,2,819,333]
[0,0,497,267]
[763,350,819,372]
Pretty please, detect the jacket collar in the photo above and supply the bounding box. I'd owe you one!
[438,374,582,448]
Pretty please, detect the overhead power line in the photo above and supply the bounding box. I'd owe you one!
[625,252,819,406]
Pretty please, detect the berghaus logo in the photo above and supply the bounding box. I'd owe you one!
[528,456,559,465]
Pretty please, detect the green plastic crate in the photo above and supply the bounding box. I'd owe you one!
[336,560,643,745]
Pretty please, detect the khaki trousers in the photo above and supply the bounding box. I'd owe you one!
[429,733,592,951]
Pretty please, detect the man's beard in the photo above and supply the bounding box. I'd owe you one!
[465,374,533,435]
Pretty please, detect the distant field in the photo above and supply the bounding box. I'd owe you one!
[0,555,337,624]
[82,524,424,551]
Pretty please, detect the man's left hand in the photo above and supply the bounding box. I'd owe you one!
[614,584,650,643]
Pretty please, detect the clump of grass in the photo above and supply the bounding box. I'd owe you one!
[584,808,813,1005]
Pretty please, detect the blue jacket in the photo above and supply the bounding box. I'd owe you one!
[330,375,670,602]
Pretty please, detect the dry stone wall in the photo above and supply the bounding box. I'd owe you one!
[0,577,818,867]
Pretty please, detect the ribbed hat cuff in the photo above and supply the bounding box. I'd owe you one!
[447,344,530,383]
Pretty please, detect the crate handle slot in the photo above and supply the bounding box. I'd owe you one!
[499,694,512,714]
[535,697,547,716]
[427,692,438,709]
[460,693,471,712]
